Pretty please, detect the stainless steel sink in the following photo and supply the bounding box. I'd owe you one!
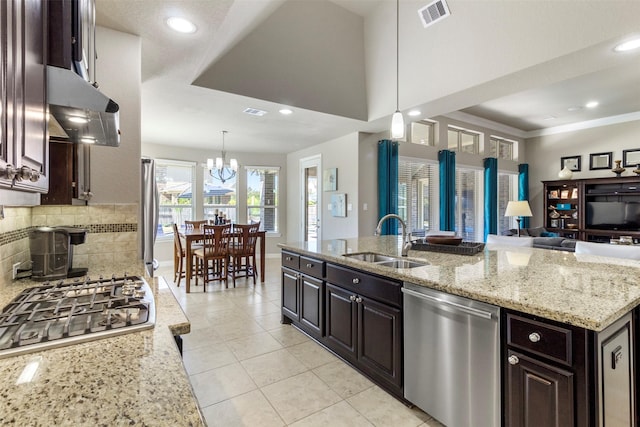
[377,259,427,269]
[343,252,396,263]
[343,252,427,269]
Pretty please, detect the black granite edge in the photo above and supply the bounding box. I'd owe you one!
[0,223,138,246]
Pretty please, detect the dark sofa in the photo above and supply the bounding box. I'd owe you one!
[506,227,577,252]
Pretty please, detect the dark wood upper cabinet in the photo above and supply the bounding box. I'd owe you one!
[47,0,72,69]
[1,0,49,192]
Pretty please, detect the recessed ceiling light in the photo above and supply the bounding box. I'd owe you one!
[408,110,421,117]
[585,101,599,108]
[614,37,640,52]
[68,116,88,124]
[567,106,582,112]
[279,108,293,115]
[542,115,557,121]
[166,17,197,34]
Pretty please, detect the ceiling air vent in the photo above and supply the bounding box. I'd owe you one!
[418,0,451,28]
[243,107,267,117]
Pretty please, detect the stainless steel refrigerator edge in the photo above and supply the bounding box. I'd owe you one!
[141,158,159,277]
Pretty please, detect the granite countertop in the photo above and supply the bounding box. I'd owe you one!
[280,236,640,331]
[0,262,204,426]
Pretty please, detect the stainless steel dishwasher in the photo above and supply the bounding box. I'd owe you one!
[402,283,500,427]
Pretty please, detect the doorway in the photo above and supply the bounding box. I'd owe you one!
[300,156,321,243]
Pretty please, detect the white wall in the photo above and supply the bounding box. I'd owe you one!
[91,27,141,204]
[287,133,361,242]
[142,142,287,263]
[526,120,640,227]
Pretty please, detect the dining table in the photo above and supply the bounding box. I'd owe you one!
[179,227,266,293]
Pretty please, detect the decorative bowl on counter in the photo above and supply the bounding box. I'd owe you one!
[425,235,463,246]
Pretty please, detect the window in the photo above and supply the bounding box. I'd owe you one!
[498,173,518,233]
[489,136,515,160]
[398,159,438,235]
[203,169,236,223]
[156,159,195,238]
[448,126,480,154]
[409,120,435,146]
[246,166,279,232]
[455,167,483,241]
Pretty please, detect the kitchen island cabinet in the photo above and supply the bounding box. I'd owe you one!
[280,237,640,426]
[0,264,204,426]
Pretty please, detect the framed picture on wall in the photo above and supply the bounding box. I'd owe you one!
[561,155,581,172]
[323,168,337,191]
[331,193,347,217]
[623,149,640,167]
[589,152,612,170]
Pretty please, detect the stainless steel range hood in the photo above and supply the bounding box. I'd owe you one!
[47,65,121,147]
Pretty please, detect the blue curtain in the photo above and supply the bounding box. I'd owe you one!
[378,140,398,235]
[484,157,498,240]
[438,150,456,231]
[518,164,530,229]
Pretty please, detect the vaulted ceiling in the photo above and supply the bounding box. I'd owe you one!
[95,0,640,154]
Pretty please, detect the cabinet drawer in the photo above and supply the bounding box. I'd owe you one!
[282,251,300,270]
[326,264,401,307]
[507,313,572,365]
[299,256,325,279]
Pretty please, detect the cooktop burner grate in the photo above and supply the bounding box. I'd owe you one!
[0,275,155,358]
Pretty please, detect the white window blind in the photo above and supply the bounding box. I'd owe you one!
[455,166,483,241]
[398,158,438,236]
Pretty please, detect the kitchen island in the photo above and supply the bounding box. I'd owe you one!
[0,263,204,426]
[281,236,640,331]
[280,236,640,426]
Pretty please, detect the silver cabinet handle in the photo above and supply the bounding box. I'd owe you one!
[352,278,360,284]
[355,296,362,303]
[349,295,356,301]
[508,355,519,365]
[306,263,313,268]
[285,256,293,261]
[528,332,541,343]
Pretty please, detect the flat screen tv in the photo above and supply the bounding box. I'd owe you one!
[586,201,640,231]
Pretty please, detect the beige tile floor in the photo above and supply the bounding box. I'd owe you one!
[160,258,444,427]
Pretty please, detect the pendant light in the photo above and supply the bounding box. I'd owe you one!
[390,0,405,139]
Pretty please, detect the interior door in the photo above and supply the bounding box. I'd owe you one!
[300,156,321,243]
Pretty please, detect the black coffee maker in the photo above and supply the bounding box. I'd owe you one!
[30,226,88,281]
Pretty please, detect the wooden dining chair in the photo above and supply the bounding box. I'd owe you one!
[184,220,208,230]
[172,223,193,286]
[228,222,260,287]
[193,224,231,291]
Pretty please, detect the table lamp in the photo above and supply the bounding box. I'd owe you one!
[505,200,533,237]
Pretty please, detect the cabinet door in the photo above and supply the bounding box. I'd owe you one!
[13,0,48,192]
[506,350,574,427]
[281,268,299,321]
[299,274,323,338]
[358,296,402,390]
[325,283,357,362]
[0,0,15,188]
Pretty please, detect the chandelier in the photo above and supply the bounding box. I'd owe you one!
[207,130,238,183]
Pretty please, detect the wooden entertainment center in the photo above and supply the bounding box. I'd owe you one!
[543,176,640,242]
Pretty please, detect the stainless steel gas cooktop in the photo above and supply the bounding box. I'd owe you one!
[0,275,155,358]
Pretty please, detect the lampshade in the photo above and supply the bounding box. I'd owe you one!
[505,200,533,217]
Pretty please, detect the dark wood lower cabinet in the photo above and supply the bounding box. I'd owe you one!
[506,349,574,427]
[357,295,402,390]
[281,267,299,321]
[325,283,357,362]
[281,253,403,398]
[299,275,324,337]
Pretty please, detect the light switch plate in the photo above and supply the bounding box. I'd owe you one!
[347,203,352,211]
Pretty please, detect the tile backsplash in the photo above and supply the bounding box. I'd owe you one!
[0,204,139,286]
